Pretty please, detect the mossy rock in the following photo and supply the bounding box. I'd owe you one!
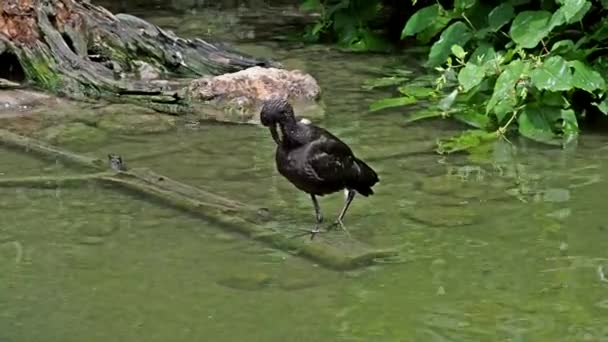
[216,273,273,291]
[97,111,177,134]
[37,122,108,148]
[406,204,478,227]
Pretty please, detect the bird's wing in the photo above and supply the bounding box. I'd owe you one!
[307,136,355,183]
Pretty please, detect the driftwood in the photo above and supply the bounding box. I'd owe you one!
[0,129,398,270]
[0,0,279,114]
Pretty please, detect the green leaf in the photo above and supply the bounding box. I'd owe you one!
[551,39,574,54]
[427,21,473,67]
[517,106,577,145]
[299,0,321,12]
[438,89,459,111]
[486,60,529,122]
[475,28,492,39]
[593,98,608,114]
[451,44,466,59]
[369,96,417,112]
[470,43,499,67]
[509,11,552,49]
[397,85,436,98]
[347,31,392,53]
[452,108,491,129]
[458,62,486,92]
[517,107,562,145]
[560,0,588,23]
[547,8,567,32]
[311,21,326,36]
[436,129,497,154]
[488,3,515,32]
[403,109,443,124]
[560,108,579,134]
[402,5,440,38]
[455,0,476,10]
[362,76,408,90]
[417,15,452,44]
[530,56,573,91]
[569,60,605,93]
[541,91,566,107]
[602,0,608,9]
[327,1,350,16]
[568,1,591,23]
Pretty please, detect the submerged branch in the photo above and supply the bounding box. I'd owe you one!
[0,129,398,270]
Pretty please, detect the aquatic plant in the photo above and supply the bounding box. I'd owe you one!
[303,0,608,152]
[299,0,391,52]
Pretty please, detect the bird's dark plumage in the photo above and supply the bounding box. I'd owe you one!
[260,98,379,238]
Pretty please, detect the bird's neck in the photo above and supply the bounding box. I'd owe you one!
[278,116,303,147]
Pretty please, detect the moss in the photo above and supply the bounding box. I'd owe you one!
[19,51,63,92]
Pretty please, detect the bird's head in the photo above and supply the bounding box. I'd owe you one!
[260,97,295,144]
[260,97,294,126]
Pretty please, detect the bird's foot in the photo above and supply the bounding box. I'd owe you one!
[327,219,351,237]
[293,226,324,240]
[309,226,321,240]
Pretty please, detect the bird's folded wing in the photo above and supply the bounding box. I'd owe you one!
[308,139,354,183]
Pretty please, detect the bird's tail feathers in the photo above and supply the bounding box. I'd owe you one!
[351,157,378,196]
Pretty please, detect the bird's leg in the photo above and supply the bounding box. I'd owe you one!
[328,189,356,236]
[309,194,323,240]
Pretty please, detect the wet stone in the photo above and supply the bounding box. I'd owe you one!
[540,188,571,203]
[63,245,106,270]
[406,204,478,227]
[277,278,320,291]
[77,221,119,238]
[78,236,106,245]
[216,273,273,291]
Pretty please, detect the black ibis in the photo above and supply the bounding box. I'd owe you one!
[260,98,379,238]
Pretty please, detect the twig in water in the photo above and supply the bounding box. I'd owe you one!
[12,241,23,264]
[598,265,608,283]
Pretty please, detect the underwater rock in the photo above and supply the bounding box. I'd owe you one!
[277,278,320,291]
[185,66,324,123]
[37,122,108,147]
[97,105,177,134]
[539,188,570,203]
[406,204,478,227]
[216,273,273,291]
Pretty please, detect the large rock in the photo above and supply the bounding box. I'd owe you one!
[185,66,324,123]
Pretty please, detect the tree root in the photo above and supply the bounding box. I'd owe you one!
[0,0,279,114]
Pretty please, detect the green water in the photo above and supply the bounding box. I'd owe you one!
[2,5,608,342]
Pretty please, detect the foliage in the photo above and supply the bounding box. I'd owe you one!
[366,0,608,152]
[299,0,391,52]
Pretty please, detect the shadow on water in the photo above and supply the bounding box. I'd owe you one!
[1,2,608,341]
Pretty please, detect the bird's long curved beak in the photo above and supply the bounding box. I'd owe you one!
[269,125,281,144]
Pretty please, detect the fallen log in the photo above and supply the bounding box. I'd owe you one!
[0,128,398,270]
